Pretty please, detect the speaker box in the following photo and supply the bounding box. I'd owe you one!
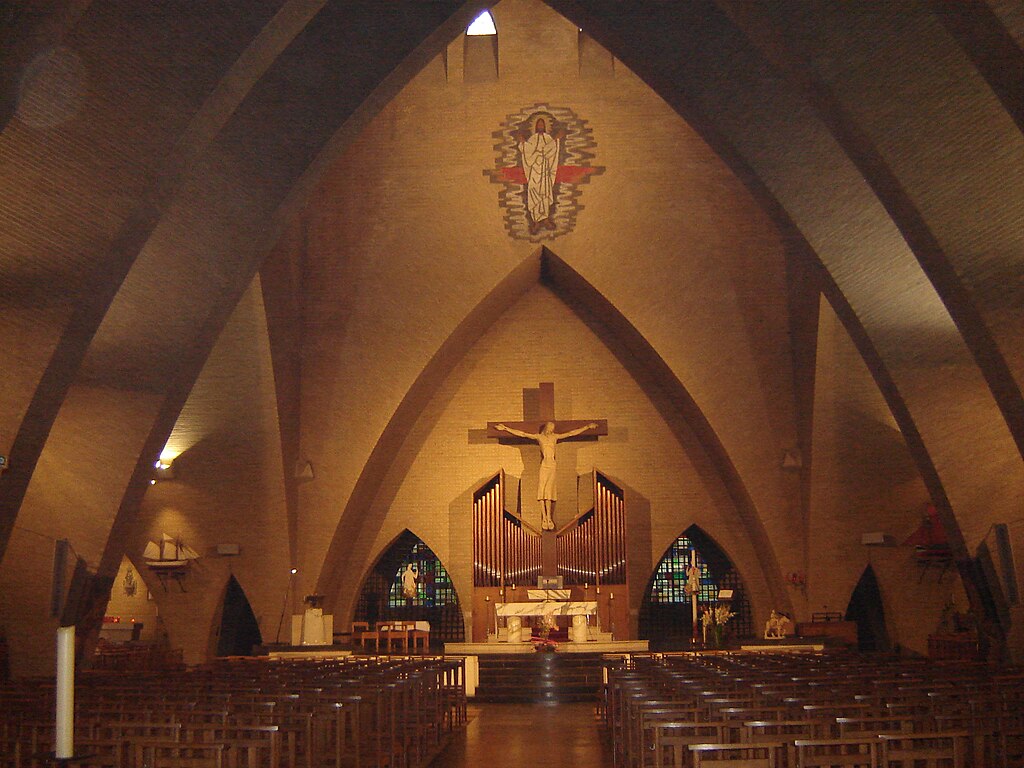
[994,523,1019,605]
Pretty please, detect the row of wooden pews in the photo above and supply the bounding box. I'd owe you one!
[91,641,185,672]
[0,654,467,768]
[603,651,1023,767]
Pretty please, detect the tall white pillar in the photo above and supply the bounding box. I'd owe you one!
[55,625,75,759]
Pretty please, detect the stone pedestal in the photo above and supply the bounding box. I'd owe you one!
[506,615,525,642]
[570,614,588,642]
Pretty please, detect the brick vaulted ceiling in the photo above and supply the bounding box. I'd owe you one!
[0,0,1022,664]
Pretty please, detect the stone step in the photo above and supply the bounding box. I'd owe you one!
[474,652,605,704]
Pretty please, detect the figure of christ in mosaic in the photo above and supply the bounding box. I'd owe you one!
[518,117,563,234]
[495,421,598,530]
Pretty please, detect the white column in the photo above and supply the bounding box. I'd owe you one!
[507,615,522,642]
[571,614,587,642]
[55,626,75,759]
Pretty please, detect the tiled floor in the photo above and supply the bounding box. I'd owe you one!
[431,702,614,767]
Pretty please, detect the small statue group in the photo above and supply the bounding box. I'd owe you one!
[764,609,792,639]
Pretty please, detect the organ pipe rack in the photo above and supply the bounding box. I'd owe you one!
[472,471,542,588]
[556,471,626,586]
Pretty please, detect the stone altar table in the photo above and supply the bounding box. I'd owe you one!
[496,600,598,642]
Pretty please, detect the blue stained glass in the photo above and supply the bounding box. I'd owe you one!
[649,536,718,604]
[388,541,456,608]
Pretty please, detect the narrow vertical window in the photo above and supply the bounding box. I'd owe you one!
[465,10,498,82]
[466,10,496,36]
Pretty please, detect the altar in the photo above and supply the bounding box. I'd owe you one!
[495,589,598,642]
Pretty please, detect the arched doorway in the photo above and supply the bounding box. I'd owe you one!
[353,530,464,644]
[638,525,753,649]
[215,576,262,657]
[845,565,890,652]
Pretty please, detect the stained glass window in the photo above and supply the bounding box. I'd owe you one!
[388,541,457,608]
[648,536,718,604]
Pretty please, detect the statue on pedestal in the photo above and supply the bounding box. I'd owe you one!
[764,609,792,640]
[402,564,418,600]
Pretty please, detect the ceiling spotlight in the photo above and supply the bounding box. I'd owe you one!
[152,457,176,481]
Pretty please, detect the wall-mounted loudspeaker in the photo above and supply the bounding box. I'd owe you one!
[994,524,1018,605]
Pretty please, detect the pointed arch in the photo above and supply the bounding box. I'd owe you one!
[466,10,497,36]
[845,565,890,652]
[352,529,464,644]
[542,0,1014,634]
[215,575,263,657]
[638,524,754,648]
[464,8,499,81]
[316,249,788,619]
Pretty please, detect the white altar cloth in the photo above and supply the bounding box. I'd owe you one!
[496,600,597,617]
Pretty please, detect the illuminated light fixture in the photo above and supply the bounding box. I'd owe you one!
[290,568,298,575]
[152,457,175,481]
[467,10,496,35]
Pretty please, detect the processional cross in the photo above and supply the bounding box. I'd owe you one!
[485,382,607,531]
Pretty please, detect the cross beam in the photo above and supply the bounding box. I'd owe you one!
[485,382,607,440]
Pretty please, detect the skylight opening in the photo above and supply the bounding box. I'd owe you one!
[467,10,496,36]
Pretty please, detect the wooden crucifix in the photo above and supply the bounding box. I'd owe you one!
[486,382,607,531]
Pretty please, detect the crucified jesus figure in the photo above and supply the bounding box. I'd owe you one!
[494,421,598,530]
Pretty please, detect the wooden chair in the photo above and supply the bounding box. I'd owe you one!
[742,718,827,765]
[793,737,880,768]
[70,738,128,768]
[130,741,227,768]
[878,731,968,768]
[0,738,20,768]
[351,622,371,651]
[382,623,410,655]
[997,724,1024,768]
[836,715,921,738]
[410,624,430,654]
[689,741,786,767]
[651,721,727,768]
[356,623,380,654]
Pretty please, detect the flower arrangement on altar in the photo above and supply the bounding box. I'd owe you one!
[532,636,558,652]
[700,604,735,648]
[533,612,559,652]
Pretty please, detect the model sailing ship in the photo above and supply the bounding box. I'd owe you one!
[144,533,200,571]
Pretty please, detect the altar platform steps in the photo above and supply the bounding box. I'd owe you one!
[473,652,605,703]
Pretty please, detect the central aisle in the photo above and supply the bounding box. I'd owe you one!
[430,702,614,767]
